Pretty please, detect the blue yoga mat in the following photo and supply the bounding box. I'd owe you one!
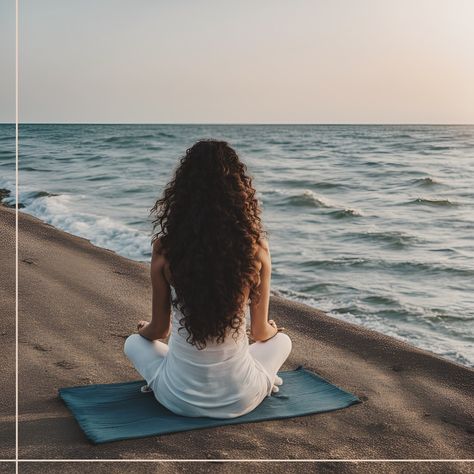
[59,366,360,444]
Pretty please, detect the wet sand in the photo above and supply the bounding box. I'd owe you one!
[0,206,472,466]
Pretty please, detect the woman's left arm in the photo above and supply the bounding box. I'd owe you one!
[138,240,171,340]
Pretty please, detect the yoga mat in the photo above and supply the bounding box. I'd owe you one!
[59,366,360,444]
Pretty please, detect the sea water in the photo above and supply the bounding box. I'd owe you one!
[1,124,473,367]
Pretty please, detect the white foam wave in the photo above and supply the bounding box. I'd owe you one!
[22,192,151,261]
[263,187,336,207]
[300,189,334,207]
[273,286,474,367]
[0,178,16,206]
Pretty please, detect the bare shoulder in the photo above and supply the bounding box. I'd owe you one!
[151,237,172,283]
[255,236,271,264]
[151,237,167,271]
[152,237,165,256]
[259,236,270,252]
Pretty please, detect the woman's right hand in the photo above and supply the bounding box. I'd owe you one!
[137,320,149,331]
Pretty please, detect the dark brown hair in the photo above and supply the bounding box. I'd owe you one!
[151,140,266,348]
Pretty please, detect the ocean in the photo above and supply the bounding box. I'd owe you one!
[1,124,473,367]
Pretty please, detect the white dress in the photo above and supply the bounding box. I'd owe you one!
[149,285,273,418]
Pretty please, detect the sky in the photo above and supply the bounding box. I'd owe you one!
[1,0,473,123]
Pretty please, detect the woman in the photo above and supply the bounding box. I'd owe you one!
[124,140,292,419]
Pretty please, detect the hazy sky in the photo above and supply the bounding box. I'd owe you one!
[1,0,474,123]
[0,0,14,122]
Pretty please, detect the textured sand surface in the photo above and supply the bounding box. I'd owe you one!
[0,206,472,468]
[15,461,474,474]
[0,207,15,460]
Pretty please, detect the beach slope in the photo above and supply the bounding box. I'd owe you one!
[2,206,472,461]
[0,207,15,459]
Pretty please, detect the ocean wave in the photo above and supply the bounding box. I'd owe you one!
[103,133,174,143]
[298,282,357,293]
[270,189,364,218]
[86,175,119,182]
[313,181,345,189]
[299,256,474,277]
[286,190,333,208]
[19,166,51,172]
[347,230,420,248]
[276,178,343,189]
[103,135,146,144]
[422,311,474,323]
[391,260,474,277]
[427,145,452,151]
[19,192,151,261]
[267,139,292,145]
[296,297,474,367]
[0,179,16,207]
[83,154,107,162]
[102,138,147,147]
[390,133,414,139]
[363,160,382,167]
[144,145,164,151]
[409,197,459,207]
[412,177,442,187]
[362,294,404,306]
[271,287,321,308]
[328,208,363,218]
[0,188,14,207]
[24,190,59,199]
[263,188,335,208]
[300,257,368,269]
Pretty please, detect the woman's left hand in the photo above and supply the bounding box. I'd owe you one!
[269,319,286,332]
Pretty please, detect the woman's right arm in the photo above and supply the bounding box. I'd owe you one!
[138,238,172,341]
[249,239,279,342]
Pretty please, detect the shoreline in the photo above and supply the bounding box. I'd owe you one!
[1,186,471,369]
[1,205,473,462]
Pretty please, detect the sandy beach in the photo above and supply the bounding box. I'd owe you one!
[0,206,15,460]
[13,461,474,474]
[0,205,472,468]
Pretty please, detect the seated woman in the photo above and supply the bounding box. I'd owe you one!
[124,140,292,419]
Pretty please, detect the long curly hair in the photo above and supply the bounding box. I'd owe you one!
[151,140,266,349]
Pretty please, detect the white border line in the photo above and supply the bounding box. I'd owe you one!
[11,460,474,463]
[15,0,19,472]
[11,0,473,466]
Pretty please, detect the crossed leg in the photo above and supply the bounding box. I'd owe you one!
[248,332,292,391]
[125,331,292,393]
[123,333,169,385]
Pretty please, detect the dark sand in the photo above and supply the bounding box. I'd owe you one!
[0,207,15,460]
[0,463,14,474]
[1,206,472,468]
[14,461,474,474]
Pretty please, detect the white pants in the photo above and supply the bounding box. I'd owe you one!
[124,332,292,390]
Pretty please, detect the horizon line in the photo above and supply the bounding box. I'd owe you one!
[1,122,474,126]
